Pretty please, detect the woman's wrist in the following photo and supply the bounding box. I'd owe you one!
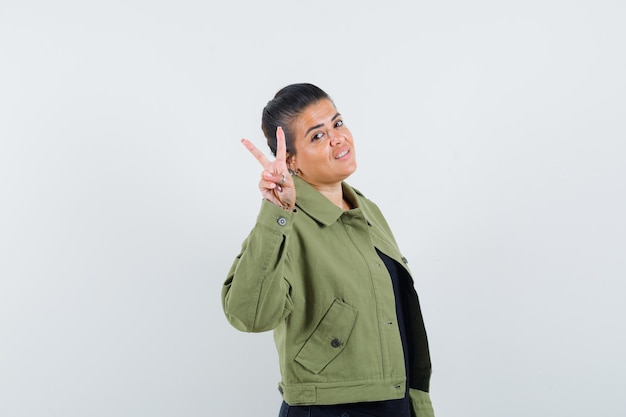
[264,198,295,211]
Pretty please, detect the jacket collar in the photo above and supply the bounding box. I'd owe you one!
[294,175,369,226]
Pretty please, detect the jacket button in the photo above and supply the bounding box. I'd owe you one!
[331,338,342,348]
[277,217,287,226]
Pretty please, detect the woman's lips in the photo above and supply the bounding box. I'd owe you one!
[335,149,349,159]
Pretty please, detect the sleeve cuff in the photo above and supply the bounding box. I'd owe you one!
[256,199,296,234]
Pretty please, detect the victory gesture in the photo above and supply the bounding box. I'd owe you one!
[241,126,296,211]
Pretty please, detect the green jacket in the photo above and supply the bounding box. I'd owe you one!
[222,176,433,415]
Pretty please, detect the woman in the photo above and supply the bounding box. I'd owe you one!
[222,83,434,417]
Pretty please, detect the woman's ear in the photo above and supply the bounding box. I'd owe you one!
[287,154,297,173]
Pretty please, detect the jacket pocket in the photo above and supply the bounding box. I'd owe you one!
[295,298,358,374]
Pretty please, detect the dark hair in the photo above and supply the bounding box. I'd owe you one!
[261,83,332,156]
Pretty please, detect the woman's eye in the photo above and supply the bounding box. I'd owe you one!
[335,120,344,128]
[311,132,324,142]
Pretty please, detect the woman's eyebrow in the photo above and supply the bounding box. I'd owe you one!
[304,113,342,136]
[305,123,324,136]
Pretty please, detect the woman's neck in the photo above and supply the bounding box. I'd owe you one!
[313,183,348,210]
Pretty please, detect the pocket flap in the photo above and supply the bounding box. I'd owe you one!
[295,299,358,374]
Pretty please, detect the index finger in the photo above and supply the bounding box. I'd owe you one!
[275,126,287,163]
[241,138,271,168]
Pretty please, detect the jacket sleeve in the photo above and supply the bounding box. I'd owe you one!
[221,200,295,332]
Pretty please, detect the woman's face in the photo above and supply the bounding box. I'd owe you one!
[288,99,357,188]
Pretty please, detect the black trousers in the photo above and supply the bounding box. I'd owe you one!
[278,399,415,417]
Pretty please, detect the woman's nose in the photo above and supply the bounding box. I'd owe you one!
[329,132,344,146]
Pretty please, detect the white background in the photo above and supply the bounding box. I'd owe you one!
[1,1,625,416]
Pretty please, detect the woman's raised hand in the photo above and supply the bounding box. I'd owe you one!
[241,127,296,211]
